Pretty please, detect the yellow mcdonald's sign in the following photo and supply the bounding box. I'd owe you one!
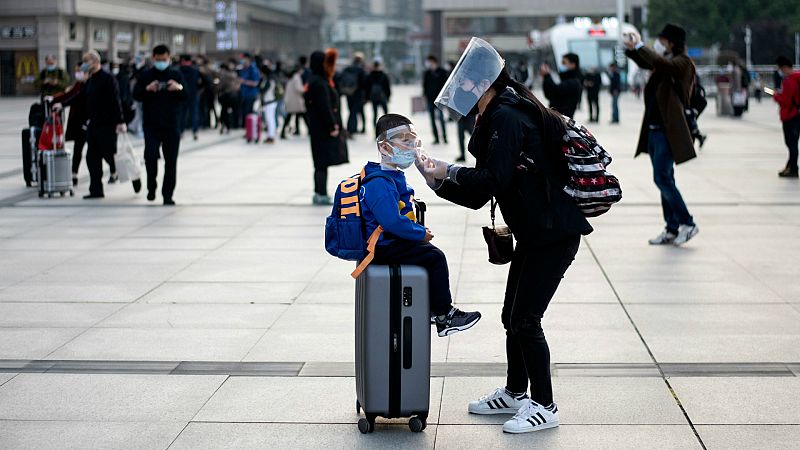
[16,55,37,78]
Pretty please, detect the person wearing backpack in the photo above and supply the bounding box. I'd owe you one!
[774,56,800,178]
[326,113,482,336]
[624,24,699,246]
[416,38,593,435]
[340,53,367,136]
[365,60,391,130]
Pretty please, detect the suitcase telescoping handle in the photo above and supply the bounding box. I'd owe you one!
[414,200,426,226]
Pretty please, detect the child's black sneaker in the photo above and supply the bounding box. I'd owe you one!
[435,307,481,337]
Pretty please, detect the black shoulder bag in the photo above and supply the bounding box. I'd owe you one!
[482,198,514,265]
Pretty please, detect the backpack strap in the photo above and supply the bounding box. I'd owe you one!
[348,167,393,279]
[351,225,383,279]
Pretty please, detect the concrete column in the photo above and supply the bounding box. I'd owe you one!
[37,16,66,69]
[109,21,118,62]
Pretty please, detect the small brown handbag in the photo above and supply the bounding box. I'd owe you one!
[481,198,514,265]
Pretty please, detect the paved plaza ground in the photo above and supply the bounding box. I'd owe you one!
[0,85,798,449]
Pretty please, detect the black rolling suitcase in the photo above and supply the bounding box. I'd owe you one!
[354,201,430,434]
[21,127,41,187]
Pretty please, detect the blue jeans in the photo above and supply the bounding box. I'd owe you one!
[648,130,694,233]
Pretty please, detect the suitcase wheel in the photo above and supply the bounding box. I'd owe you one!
[409,416,426,433]
[358,417,374,434]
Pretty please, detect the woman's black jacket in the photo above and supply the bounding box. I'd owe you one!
[435,87,593,246]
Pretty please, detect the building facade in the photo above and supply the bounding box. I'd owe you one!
[0,0,215,96]
[210,0,325,62]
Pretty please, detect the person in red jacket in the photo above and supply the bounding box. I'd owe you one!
[774,56,800,178]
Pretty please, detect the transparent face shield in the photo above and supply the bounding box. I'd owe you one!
[376,124,422,169]
[434,37,505,120]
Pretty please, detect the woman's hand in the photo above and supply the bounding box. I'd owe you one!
[419,155,449,180]
[423,227,434,242]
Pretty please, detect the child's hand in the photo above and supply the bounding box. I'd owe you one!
[423,227,434,242]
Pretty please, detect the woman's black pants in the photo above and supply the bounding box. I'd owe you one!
[502,235,580,406]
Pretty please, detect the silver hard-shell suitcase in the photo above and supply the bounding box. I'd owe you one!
[354,200,430,434]
[38,149,73,198]
[355,264,431,433]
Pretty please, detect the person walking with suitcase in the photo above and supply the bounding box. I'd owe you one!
[416,38,593,434]
[54,50,126,199]
[132,44,186,206]
[53,64,89,187]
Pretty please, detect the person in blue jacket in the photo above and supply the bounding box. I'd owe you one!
[361,113,481,337]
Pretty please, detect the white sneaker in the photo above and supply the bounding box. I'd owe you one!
[648,229,677,245]
[502,399,559,434]
[468,387,529,415]
[673,224,699,246]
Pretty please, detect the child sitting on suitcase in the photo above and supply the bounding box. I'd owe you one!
[363,114,481,337]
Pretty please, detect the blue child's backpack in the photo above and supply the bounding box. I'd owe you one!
[325,167,391,279]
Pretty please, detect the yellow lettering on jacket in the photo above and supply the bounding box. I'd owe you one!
[341,204,360,216]
[341,178,359,194]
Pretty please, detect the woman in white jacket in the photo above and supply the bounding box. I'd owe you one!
[281,66,308,138]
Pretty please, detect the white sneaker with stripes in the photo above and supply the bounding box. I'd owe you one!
[468,387,529,415]
[502,399,559,434]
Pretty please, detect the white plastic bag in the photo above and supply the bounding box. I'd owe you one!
[115,133,142,182]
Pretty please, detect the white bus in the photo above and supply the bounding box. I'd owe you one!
[531,18,641,86]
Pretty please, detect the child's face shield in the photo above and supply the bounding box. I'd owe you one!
[377,124,422,154]
[434,37,505,120]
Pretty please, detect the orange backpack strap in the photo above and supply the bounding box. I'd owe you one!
[350,225,383,279]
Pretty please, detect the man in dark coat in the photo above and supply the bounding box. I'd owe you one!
[608,62,622,123]
[422,54,449,144]
[178,54,201,140]
[583,68,602,122]
[55,50,126,199]
[365,60,391,128]
[625,23,698,246]
[340,53,367,135]
[304,50,347,205]
[541,53,583,118]
[133,44,186,206]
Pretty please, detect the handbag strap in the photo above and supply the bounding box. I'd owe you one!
[490,197,497,229]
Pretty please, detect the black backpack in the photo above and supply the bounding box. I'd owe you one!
[28,103,45,128]
[690,74,707,117]
[338,68,359,96]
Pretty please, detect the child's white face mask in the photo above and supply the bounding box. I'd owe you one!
[377,124,422,169]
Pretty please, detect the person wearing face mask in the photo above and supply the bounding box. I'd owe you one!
[360,113,481,337]
[237,52,261,129]
[53,50,126,199]
[624,24,699,246]
[52,64,89,186]
[132,44,186,206]
[35,55,70,99]
[416,37,593,435]
[540,53,583,118]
